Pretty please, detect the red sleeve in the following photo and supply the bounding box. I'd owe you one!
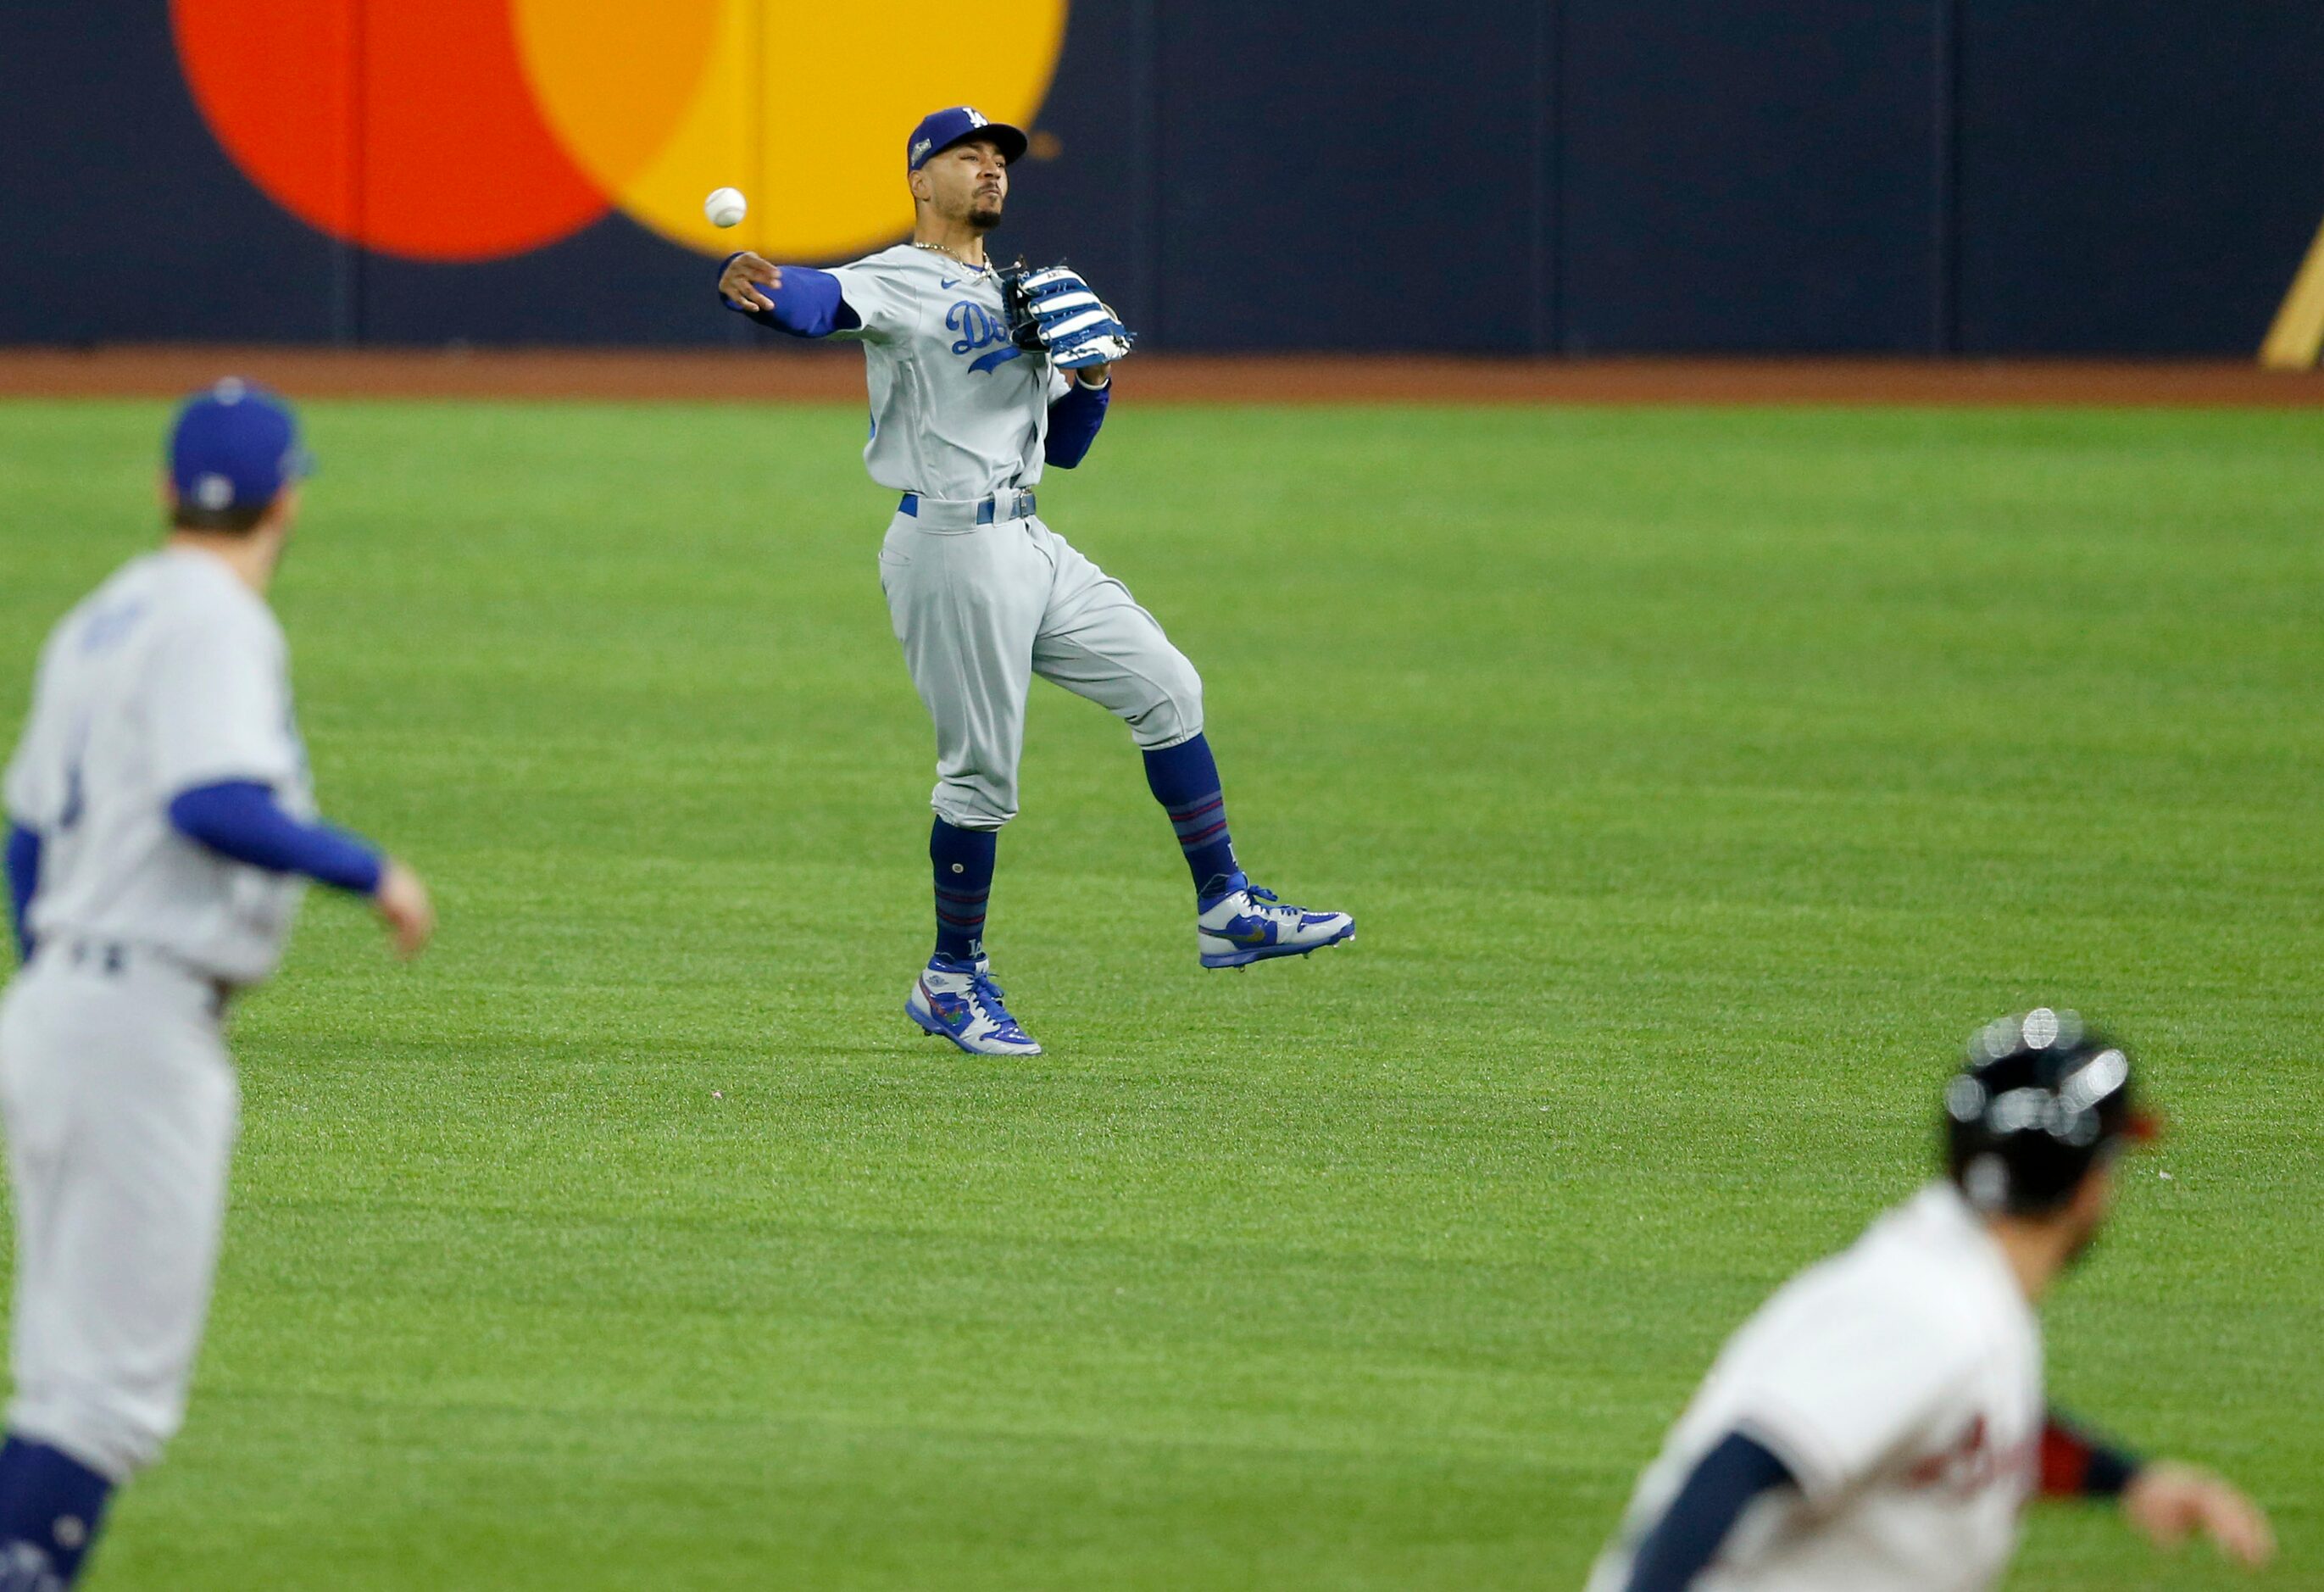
[2040,1409,2141,1498]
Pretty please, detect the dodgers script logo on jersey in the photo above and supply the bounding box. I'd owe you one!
[947,299,1022,375]
[79,597,147,654]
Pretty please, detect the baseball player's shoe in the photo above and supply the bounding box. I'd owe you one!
[1197,874,1356,969]
[907,953,1042,1056]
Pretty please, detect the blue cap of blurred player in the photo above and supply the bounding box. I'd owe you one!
[169,377,313,515]
[906,107,1027,171]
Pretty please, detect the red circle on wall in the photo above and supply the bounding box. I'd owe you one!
[172,0,613,261]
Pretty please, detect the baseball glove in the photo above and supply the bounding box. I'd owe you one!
[999,260,1135,370]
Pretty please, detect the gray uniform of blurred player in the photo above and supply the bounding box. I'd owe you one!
[3,548,301,1474]
[0,381,431,1587]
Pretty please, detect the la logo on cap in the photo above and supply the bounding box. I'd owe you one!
[194,473,234,509]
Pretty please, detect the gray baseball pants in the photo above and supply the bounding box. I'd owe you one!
[880,509,1204,829]
[0,949,237,1481]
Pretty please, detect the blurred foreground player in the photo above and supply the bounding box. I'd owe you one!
[0,381,433,1587]
[1589,1010,2273,1592]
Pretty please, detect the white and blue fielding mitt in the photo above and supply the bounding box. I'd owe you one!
[1003,263,1135,370]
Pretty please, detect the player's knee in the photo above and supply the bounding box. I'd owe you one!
[14,1390,176,1482]
[1128,654,1204,748]
[932,782,1016,831]
[104,1416,170,1479]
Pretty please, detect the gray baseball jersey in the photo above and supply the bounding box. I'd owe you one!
[0,544,313,1480]
[823,246,1203,827]
[3,548,314,987]
[1587,1183,2043,1592]
[880,513,1202,828]
[827,244,1073,500]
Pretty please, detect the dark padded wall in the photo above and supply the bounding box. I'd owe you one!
[1560,0,1942,353]
[0,4,343,343]
[0,1,2314,353]
[969,3,1148,345]
[1151,2,1543,352]
[1954,0,2324,354]
[359,216,730,348]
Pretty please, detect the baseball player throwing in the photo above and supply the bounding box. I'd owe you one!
[716,107,1353,1056]
[1588,1010,2274,1591]
[0,381,433,1587]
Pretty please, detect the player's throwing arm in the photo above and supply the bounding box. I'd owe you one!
[0,381,433,1588]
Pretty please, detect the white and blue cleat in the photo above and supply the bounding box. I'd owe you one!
[1197,873,1356,969]
[906,953,1043,1056]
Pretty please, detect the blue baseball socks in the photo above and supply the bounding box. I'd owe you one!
[1143,734,1242,904]
[0,1434,113,1588]
[931,735,1238,956]
[930,818,997,962]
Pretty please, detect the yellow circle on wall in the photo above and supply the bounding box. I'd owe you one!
[513,0,1069,262]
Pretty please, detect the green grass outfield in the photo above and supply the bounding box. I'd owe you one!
[0,398,2317,1589]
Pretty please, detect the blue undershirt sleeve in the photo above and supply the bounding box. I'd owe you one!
[716,254,862,338]
[1623,1432,1798,1592]
[166,781,385,896]
[4,821,39,961]
[1044,377,1110,467]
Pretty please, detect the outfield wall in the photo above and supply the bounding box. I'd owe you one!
[3,3,2320,355]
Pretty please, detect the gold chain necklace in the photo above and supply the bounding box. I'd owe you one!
[911,240,988,273]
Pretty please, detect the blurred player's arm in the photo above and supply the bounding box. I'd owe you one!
[4,644,60,963]
[4,819,37,962]
[149,619,432,960]
[1044,367,1110,467]
[716,252,862,337]
[2043,1407,2274,1568]
[2039,1406,2141,1497]
[1618,1287,1974,1589]
[168,781,382,893]
[1621,1432,1798,1591]
[166,782,432,960]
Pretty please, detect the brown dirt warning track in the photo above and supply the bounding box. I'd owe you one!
[0,348,2321,406]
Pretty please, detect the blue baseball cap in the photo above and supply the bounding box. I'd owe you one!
[168,377,313,515]
[906,106,1027,171]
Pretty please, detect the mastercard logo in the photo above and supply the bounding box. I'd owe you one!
[170,0,1068,263]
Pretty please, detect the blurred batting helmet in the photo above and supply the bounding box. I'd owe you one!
[1943,1009,2160,1216]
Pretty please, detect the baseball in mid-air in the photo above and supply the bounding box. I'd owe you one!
[703,187,748,229]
